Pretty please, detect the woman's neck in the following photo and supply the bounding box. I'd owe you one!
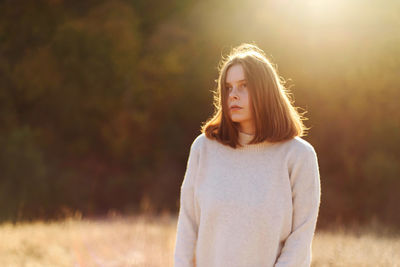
[239,121,255,135]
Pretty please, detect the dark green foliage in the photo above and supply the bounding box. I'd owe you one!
[0,0,399,229]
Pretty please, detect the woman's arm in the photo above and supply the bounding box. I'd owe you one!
[174,139,201,267]
[274,145,321,267]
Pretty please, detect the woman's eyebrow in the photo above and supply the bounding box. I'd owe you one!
[225,79,247,85]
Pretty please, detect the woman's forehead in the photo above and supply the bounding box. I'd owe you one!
[226,64,246,84]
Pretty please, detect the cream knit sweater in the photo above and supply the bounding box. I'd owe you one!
[174,131,321,267]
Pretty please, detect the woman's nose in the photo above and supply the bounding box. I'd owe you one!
[229,87,239,100]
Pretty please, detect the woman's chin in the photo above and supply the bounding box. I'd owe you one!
[230,117,243,123]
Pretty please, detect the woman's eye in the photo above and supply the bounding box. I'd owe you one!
[241,83,247,88]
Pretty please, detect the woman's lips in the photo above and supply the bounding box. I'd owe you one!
[230,105,242,111]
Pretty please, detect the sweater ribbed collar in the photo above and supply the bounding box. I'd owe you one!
[238,131,255,146]
[237,131,274,151]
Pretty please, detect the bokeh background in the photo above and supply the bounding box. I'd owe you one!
[1,0,399,231]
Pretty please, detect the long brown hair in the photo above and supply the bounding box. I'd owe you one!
[201,43,310,148]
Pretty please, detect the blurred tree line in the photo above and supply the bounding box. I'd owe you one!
[0,0,399,229]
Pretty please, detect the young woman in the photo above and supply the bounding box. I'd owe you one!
[174,43,321,267]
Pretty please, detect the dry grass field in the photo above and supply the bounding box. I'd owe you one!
[0,213,399,267]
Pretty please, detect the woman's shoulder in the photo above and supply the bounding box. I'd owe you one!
[190,132,219,152]
[190,133,205,150]
[280,137,319,170]
[189,133,207,152]
[284,136,317,156]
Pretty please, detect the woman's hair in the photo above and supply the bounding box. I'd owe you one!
[201,43,310,148]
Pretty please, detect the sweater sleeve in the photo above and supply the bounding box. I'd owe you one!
[274,145,321,267]
[174,139,201,267]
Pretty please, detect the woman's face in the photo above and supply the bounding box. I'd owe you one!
[225,64,254,134]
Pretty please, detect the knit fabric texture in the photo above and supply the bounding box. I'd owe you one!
[174,131,321,267]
